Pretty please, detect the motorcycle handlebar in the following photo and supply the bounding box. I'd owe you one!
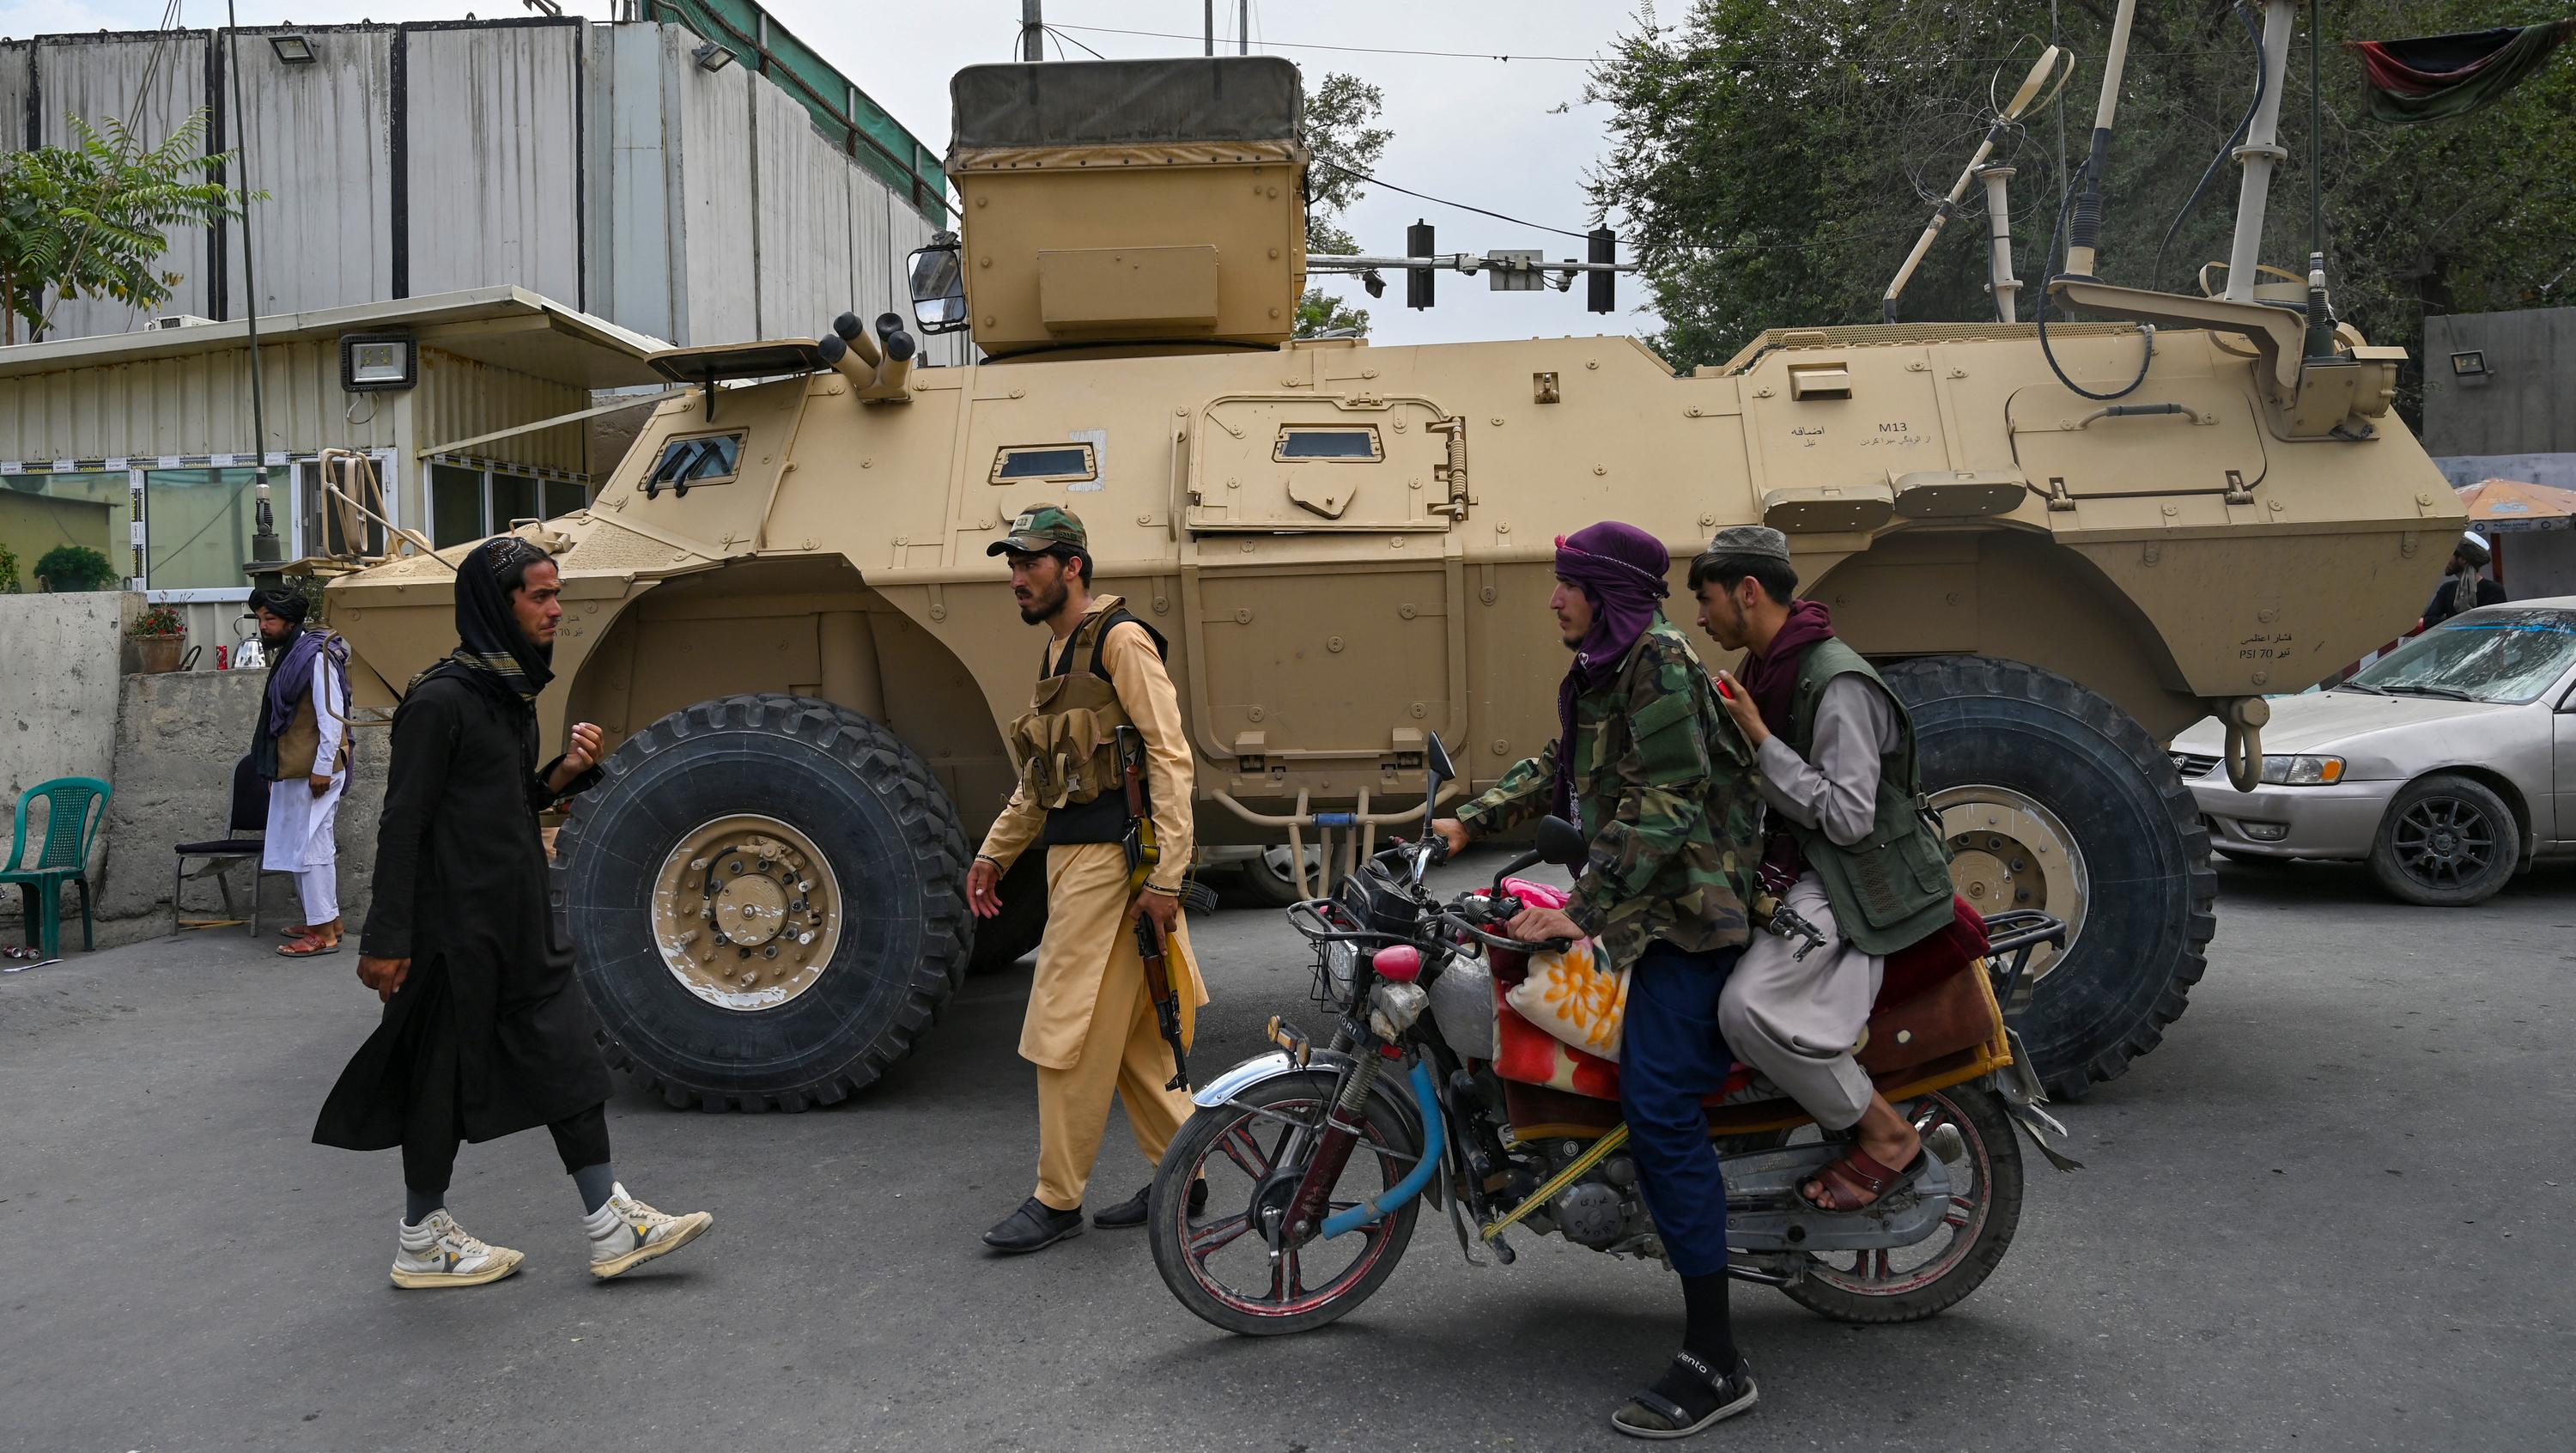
[1437,910,1572,958]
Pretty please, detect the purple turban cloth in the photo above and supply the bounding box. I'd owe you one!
[1551,521,1671,820]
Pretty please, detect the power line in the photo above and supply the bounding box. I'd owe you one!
[1042,25,1108,61]
[1048,22,1595,64]
[1318,161,1941,258]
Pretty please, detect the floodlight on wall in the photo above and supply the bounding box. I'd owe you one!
[268,33,318,64]
[2450,350,2488,378]
[693,40,736,73]
[341,332,416,392]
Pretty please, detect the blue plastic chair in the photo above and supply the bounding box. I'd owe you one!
[3,776,112,958]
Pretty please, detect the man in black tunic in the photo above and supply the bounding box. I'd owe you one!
[314,537,713,1288]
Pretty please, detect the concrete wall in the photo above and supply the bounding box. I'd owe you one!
[2,603,383,951]
[88,669,385,948]
[1,595,125,838]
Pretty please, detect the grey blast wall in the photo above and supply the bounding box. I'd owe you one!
[4,597,386,951]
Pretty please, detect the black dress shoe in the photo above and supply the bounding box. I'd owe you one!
[982,1196,1085,1254]
[1094,1178,1208,1229]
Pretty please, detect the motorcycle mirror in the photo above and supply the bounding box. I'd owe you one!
[1425,732,1455,785]
[1535,816,1589,869]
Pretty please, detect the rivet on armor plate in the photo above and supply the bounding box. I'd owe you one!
[1248,706,1266,722]
[1594,465,1607,477]
[1492,739,1510,756]
[1152,596,1170,612]
[1399,604,1418,619]
[1412,702,1427,719]
[1327,635,1345,653]
[1137,514,1152,526]
[1235,607,1253,624]
[1586,360,1599,370]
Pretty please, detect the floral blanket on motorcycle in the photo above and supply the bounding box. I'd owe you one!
[1490,879,1997,1107]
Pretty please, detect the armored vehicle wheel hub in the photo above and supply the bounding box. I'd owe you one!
[1932,786,2088,982]
[653,814,842,1010]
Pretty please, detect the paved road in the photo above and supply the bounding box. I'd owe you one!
[4,852,2570,1452]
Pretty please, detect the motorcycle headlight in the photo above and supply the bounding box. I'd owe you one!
[1324,940,1361,999]
[2259,754,2346,786]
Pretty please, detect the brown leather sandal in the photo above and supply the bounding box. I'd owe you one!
[277,935,342,958]
[1797,1143,1927,1213]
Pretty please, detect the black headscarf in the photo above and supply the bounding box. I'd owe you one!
[429,537,555,708]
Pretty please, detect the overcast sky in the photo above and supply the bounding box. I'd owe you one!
[9,0,1665,346]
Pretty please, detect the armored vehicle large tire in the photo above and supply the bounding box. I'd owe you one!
[1880,657,2215,1098]
[556,694,972,1111]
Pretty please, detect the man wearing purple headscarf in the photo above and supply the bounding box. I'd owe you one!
[1433,520,1771,1439]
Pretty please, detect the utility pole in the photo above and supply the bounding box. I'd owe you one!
[1021,0,1042,62]
[227,0,281,593]
[1239,0,1249,53]
[1204,1,1213,55]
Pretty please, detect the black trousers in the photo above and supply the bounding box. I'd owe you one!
[396,982,611,1193]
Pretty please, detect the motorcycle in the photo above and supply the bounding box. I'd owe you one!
[1147,733,2075,1336]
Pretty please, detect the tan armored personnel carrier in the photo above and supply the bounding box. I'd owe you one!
[326,50,2458,1110]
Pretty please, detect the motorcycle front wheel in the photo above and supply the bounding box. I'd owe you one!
[1777,1083,2026,1324]
[1148,1069,1422,1336]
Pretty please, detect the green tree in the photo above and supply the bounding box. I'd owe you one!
[0,111,256,345]
[1298,71,1394,337]
[1587,1,2576,420]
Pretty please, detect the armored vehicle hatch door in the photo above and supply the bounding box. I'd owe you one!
[2007,374,2269,500]
[1179,391,1467,776]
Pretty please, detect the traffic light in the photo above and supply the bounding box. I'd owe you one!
[1587,228,1616,313]
[1407,220,1435,309]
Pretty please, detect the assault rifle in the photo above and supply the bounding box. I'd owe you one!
[1118,726,1190,1091]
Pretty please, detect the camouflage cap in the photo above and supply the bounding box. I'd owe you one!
[1698,524,1790,564]
[987,503,1089,556]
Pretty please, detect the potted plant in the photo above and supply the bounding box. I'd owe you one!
[129,602,188,673]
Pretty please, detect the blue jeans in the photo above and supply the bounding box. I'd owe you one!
[1619,939,1743,1279]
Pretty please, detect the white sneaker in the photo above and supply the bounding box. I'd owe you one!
[391,1209,525,1290]
[584,1182,713,1280]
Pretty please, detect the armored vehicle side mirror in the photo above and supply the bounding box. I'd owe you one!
[908,235,967,335]
[1534,816,1589,869]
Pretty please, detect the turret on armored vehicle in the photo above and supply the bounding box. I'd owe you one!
[326,47,2458,1110]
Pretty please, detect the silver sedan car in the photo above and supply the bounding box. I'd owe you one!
[2168,599,2576,905]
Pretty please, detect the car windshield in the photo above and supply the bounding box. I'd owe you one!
[2348,607,2576,704]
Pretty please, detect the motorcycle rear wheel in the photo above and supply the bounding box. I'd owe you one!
[1777,1084,2025,1325]
[1149,1070,1422,1337]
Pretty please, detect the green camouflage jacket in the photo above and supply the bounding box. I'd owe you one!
[1458,617,1764,970]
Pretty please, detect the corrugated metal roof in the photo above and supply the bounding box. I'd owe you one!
[0,288,667,389]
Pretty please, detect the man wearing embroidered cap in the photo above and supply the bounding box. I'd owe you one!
[1431,520,1769,1438]
[968,504,1210,1253]
[1689,524,1957,1217]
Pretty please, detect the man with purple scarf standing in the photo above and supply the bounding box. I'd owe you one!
[1431,521,1769,1440]
[250,587,354,958]
[1689,526,1957,1213]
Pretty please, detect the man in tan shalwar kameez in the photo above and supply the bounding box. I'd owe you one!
[967,505,1209,1254]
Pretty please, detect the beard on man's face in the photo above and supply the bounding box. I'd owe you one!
[1017,576,1068,625]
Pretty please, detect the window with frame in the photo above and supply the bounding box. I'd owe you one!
[430,461,593,549]
[642,433,744,495]
[988,443,1097,485]
[143,467,261,591]
[1274,426,1383,461]
[4,471,130,588]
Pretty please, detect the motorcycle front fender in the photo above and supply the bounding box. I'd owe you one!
[1189,1049,1443,1211]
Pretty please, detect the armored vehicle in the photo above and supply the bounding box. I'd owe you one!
[327,52,2458,1110]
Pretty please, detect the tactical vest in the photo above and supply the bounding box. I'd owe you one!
[1003,596,1169,847]
[1781,638,1954,955]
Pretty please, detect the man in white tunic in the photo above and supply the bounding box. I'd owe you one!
[252,587,353,958]
[1688,527,1960,1212]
